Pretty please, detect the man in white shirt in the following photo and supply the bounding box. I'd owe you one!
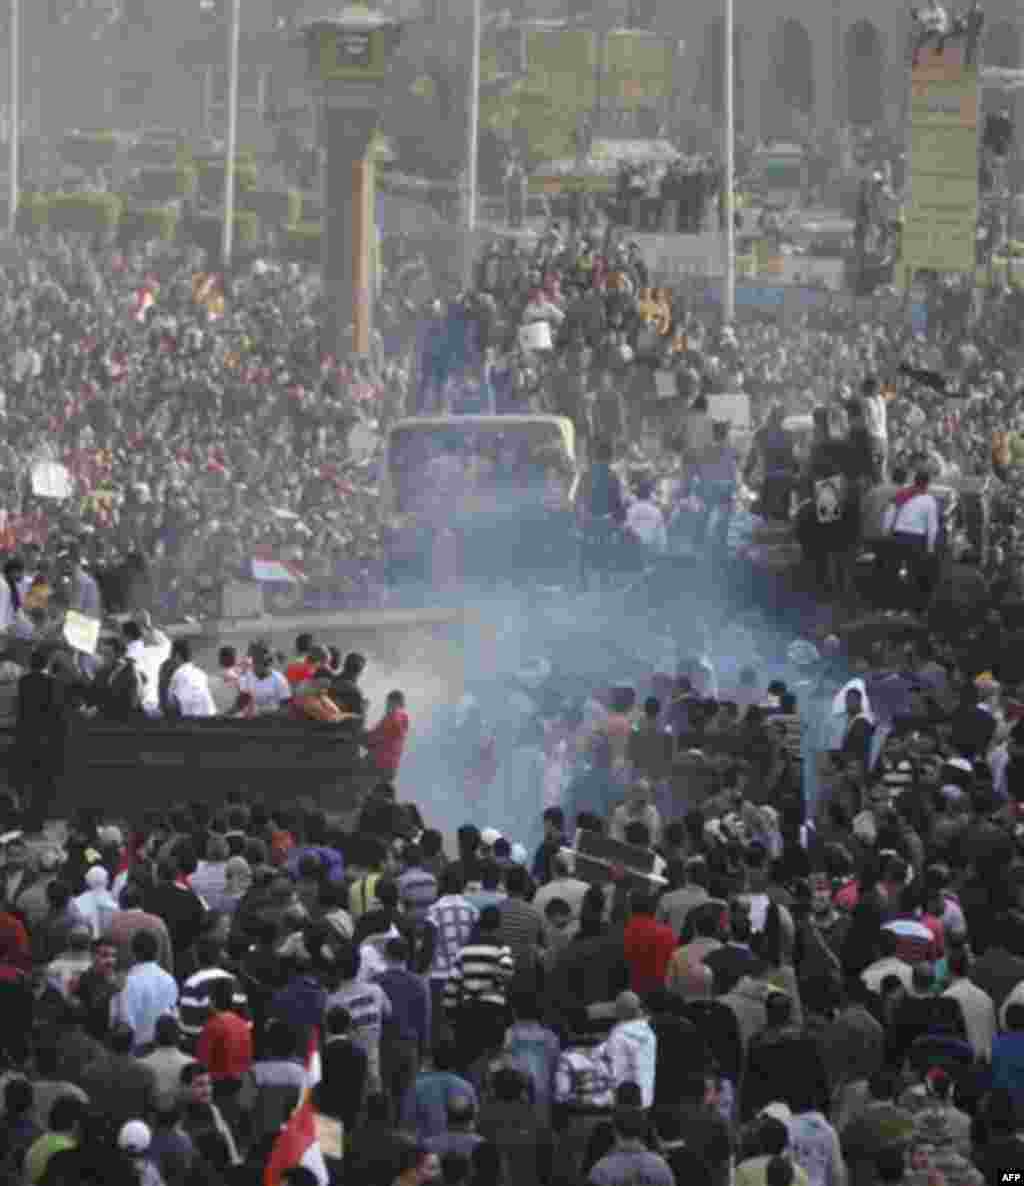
[626,483,668,555]
[123,614,172,718]
[882,469,940,615]
[167,639,217,718]
[236,646,291,717]
[860,376,888,482]
[597,991,657,1109]
[209,646,243,716]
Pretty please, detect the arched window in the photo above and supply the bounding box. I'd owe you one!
[777,18,814,114]
[695,17,744,127]
[844,20,885,127]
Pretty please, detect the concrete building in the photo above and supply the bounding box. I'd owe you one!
[18,0,1021,158]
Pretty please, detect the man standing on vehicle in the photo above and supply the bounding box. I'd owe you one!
[860,375,888,483]
[883,469,940,615]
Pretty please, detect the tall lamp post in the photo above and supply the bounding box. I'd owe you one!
[463,0,481,289]
[298,7,402,361]
[7,0,18,236]
[723,0,735,324]
[222,0,242,266]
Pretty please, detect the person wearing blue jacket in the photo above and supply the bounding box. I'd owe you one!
[992,1001,1024,1110]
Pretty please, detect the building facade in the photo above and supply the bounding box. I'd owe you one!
[16,0,1022,163]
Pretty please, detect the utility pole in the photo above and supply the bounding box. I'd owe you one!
[723,0,735,323]
[221,0,241,266]
[8,0,18,236]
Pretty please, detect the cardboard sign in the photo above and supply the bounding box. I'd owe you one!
[563,828,666,893]
[519,320,553,352]
[63,611,101,657]
[30,461,72,502]
[655,370,678,399]
[707,392,752,431]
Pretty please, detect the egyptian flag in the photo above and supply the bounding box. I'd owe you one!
[264,1030,328,1186]
[194,272,225,321]
[251,547,307,585]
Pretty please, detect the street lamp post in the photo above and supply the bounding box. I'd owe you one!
[462,0,480,289]
[8,0,18,236]
[222,0,242,266]
[723,0,736,324]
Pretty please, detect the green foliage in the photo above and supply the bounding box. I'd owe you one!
[196,155,259,199]
[17,192,50,231]
[484,83,575,165]
[133,165,197,203]
[191,208,261,247]
[126,203,180,242]
[284,221,322,265]
[242,188,302,226]
[46,192,123,234]
[233,209,260,243]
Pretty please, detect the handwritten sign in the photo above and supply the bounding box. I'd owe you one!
[30,461,72,501]
[63,611,101,657]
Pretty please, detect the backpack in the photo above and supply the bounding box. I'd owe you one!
[814,473,847,525]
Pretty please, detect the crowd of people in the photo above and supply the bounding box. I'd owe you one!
[7,143,1024,1186]
[0,232,425,623]
[7,603,1024,1186]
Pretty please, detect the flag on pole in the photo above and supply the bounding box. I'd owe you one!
[264,1029,328,1186]
[193,272,225,320]
[251,548,308,585]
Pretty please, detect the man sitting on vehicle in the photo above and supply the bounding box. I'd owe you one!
[234,644,292,718]
[291,646,345,723]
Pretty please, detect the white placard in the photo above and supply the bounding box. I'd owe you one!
[707,392,752,431]
[31,461,73,501]
[519,320,552,352]
[348,421,380,461]
[654,370,677,399]
[63,611,101,657]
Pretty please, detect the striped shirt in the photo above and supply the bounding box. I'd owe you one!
[178,968,248,1050]
[497,898,545,971]
[553,1047,614,1111]
[397,866,439,924]
[443,941,515,1015]
[325,979,391,1052]
[426,895,479,981]
[325,979,392,1091]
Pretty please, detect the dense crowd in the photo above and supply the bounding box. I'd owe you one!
[8,174,1024,1186]
[7,609,1024,1186]
[0,233,423,621]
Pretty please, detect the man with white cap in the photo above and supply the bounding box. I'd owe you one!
[118,1120,163,1186]
[596,991,657,1110]
[72,866,120,940]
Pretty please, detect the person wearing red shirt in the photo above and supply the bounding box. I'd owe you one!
[365,690,410,779]
[623,889,677,998]
[196,977,253,1101]
[285,633,318,689]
